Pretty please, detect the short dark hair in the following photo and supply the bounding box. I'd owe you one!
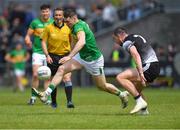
[113,27,127,36]
[53,7,63,17]
[53,7,63,13]
[64,9,77,18]
[40,4,50,10]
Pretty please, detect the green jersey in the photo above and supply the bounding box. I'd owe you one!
[72,20,102,61]
[29,18,53,54]
[9,49,27,70]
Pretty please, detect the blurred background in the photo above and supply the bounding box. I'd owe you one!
[0,0,179,89]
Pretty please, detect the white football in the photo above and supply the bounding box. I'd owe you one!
[40,95,48,103]
[37,66,51,80]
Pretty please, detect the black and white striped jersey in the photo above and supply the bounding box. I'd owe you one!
[122,34,158,64]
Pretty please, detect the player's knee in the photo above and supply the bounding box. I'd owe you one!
[116,74,126,83]
[57,66,65,75]
[116,74,122,81]
[33,72,38,79]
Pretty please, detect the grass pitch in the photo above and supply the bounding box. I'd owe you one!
[0,87,180,129]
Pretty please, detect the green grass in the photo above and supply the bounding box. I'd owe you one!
[0,87,180,129]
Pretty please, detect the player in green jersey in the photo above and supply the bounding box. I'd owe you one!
[35,9,129,109]
[5,43,30,92]
[24,4,53,105]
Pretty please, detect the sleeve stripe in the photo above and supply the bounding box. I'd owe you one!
[123,40,134,52]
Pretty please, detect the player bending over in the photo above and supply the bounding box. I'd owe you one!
[112,27,160,114]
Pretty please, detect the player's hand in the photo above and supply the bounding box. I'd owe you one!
[25,38,32,48]
[59,56,71,64]
[46,55,53,64]
[139,73,147,87]
[11,59,16,64]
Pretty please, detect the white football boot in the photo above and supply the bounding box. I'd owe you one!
[130,96,147,114]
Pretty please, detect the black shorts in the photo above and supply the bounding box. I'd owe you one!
[143,62,160,83]
[47,53,69,76]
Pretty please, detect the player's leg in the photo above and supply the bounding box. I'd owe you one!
[44,79,51,105]
[116,68,140,96]
[80,54,129,108]
[14,69,25,92]
[92,74,129,108]
[116,68,147,114]
[47,77,57,108]
[37,59,82,101]
[134,82,146,100]
[135,62,160,115]
[46,54,59,108]
[42,56,52,105]
[32,65,40,89]
[17,75,25,92]
[63,73,74,108]
[28,64,40,105]
[135,83,149,115]
[49,54,80,108]
[49,59,82,92]
[28,53,45,105]
[92,74,119,94]
[15,75,23,92]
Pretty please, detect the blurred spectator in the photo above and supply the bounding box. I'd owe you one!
[142,0,156,12]
[110,43,128,63]
[127,4,141,22]
[10,17,25,39]
[122,0,141,7]
[0,16,9,67]
[0,16,10,38]
[111,0,123,7]
[167,43,177,63]
[156,45,167,62]
[76,5,87,21]
[11,33,25,49]
[8,4,26,27]
[102,2,118,27]
[24,4,36,29]
[89,4,103,32]
[0,36,8,61]
[0,16,8,28]
[63,0,76,11]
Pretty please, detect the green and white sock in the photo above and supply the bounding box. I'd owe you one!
[45,84,55,95]
[31,88,37,99]
[47,95,51,101]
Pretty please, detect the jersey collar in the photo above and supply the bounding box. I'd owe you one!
[54,21,64,29]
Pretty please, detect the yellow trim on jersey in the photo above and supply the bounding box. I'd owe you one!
[41,23,71,55]
[34,28,44,36]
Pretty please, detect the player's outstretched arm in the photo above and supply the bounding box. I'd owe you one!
[69,31,85,58]
[59,31,85,64]
[129,46,146,86]
[24,28,34,48]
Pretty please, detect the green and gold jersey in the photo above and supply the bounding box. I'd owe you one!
[29,18,54,54]
[72,20,102,61]
[9,49,27,70]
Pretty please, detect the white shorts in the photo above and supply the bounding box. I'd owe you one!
[14,69,25,76]
[32,53,47,66]
[73,53,104,76]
